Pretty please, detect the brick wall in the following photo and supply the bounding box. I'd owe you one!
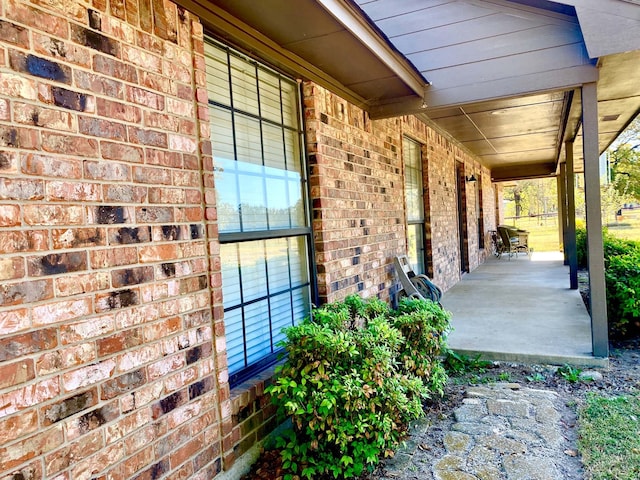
[0,2,499,478]
[0,1,226,479]
[305,84,494,300]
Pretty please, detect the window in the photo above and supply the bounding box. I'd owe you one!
[205,38,312,386]
[403,137,426,274]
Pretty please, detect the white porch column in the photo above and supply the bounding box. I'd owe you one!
[582,82,609,358]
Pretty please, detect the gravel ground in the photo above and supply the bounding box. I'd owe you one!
[242,340,640,480]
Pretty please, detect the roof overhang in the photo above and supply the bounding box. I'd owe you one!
[176,0,640,182]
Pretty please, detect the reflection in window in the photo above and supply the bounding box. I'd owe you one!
[205,38,313,386]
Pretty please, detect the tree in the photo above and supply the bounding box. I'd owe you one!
[608,116,640,202]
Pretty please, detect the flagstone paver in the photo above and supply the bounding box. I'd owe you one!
[377,383,583,480]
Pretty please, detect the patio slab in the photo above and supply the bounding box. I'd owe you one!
[442,251,609,368]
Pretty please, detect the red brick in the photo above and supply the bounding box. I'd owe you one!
[45,429,104,476]
[0,151,18,174]
[31,0,85,20]
[143,316,181,342]
[138,244,178,262]
[100,141,143,163]
[22,153,83,178]
[71,442,125,480]
[65,401,120,442]
[33,32,92,68]
[60,314,115,344]
[79,116,127,141]
[23,204,84,225]
[170,436,204,470]
[128,126,167,147]
[166,97,194,118]
[168,133,197,153]
[0,204,19,226]
[27,251,88,277]
[46,180,102,201]
[149,186,185,204]
[0,256,25,281]
[13,102,72,130]
[36,343,97,376]
[42,132,99,156]
[97,328,143,357]
[123,445,155,478]
[103,183,148,203]
[0,425,64,471]
[147,352,186,380]
[101,368,147,399]
[0,409,38,446]
[0,308,31,336]
[126,85,165,110]
[0,178,44,200]
[0,19,29,47]
[41,388,99,426]
[32,298,92,326]
[74,70,124,98]
[116,343,162,373]
[140,69,171,92]
[0,72,37,100]
[0,278,53,306]
[133,165,172,185]
[0,230,48,253]
[136,206,174,223]
[84,159,131,181]
[90,246,138,268]
[0,358,35,390]
[144,111,180,132]
[62,359,116,392]
[0,378,61,417]
[122,44,162,72]
[97,97,142,123]
[55,271,110,297]
[94,54,138,83]
[95,288,140,312]
[51,227,106,249]
[0,98,9,120]
[0,125,40,149]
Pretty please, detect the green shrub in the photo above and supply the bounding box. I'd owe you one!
[605,248,640,338]
[266,295,450,479]
[576,225,640,339]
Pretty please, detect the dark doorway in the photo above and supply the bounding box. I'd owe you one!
[456,162,469,273]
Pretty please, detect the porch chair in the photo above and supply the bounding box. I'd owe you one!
[497,225,529,259]
[393,255,443,304]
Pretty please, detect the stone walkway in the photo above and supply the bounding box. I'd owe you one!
[378,383,583,480]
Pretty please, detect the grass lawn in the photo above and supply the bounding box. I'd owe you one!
[606,207,640,242]
[578,393,640,480]
[503,215,560,252]
[504,207,640,252]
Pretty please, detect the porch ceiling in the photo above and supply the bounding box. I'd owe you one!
[182,0,640,182]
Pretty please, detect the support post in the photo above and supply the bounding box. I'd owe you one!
[558,163,567,265]
[582,82,609,358]
[565,143,578,289]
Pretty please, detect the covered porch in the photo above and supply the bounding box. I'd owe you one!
[443,252,608,367]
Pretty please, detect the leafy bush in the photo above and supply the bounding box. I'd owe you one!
[605,248,640,338]
[266,295,450,479]
[576,226,640,338]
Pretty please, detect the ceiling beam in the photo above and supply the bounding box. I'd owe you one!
[491,162,557,182]
[423,64,598,110]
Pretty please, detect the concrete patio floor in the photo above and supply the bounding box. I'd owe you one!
[442,251,609,368]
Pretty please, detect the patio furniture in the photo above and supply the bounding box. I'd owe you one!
[497,225,529,258]
[393,255,442,303]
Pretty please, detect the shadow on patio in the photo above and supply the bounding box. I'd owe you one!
[442,251,609,368]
